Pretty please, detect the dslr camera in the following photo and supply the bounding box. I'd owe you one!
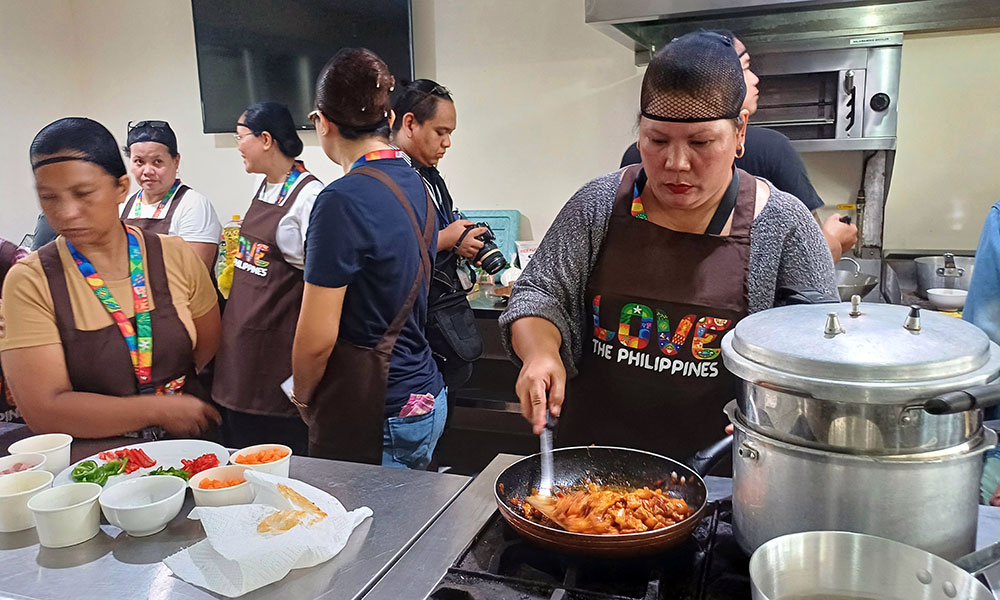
[465,221,507,275]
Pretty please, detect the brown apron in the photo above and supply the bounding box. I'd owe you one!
[38,231,209,402]
[212,174,319,417]
[558,165,754,464]
[120,185,190,235]
[302,166,435,464]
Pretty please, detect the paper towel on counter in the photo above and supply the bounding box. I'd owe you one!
[164,470,373,597]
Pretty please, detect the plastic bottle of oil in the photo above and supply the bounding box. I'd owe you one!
[217,214,241,298]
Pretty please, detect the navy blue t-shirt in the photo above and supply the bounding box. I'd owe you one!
[305,158,443,418]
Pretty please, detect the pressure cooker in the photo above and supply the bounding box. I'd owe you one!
[720,298,1000,560]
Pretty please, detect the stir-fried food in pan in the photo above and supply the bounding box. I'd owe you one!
[520,482,693,534]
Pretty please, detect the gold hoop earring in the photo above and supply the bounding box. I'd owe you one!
[735,144,745,159]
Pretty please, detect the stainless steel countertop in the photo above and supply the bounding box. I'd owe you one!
[0,425,471,600]
[363,453,520,600]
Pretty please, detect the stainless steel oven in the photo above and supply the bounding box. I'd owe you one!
[752,33,901,152]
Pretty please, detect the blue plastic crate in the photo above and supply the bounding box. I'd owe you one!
[462,210,521,270]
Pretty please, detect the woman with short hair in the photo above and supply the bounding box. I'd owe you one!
[121,120,222,268]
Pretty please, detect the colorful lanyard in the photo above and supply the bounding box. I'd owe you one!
[259,162,307,207]
[631,171,649,221]
[349,149,405,172]
[66,228,153,389]
[133,179,181,219]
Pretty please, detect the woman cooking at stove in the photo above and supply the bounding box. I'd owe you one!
[120,120,222,269]
[500,31,837,461]
[212,102,324,455]
[0,118,222,439]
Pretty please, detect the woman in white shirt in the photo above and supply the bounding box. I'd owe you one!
[212,102,324,453]
[120,120,222,268]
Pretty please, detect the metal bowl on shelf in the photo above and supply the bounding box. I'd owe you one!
[836,256,879,301]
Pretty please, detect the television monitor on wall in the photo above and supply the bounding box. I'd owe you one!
[191,0,413,133]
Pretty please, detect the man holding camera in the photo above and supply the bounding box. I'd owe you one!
[391,80,485,388]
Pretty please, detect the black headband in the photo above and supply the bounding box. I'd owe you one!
[640,110,743,123]
[31,155,105,171]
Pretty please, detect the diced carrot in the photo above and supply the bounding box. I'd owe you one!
[199,477,245,489]
[234,448,290,465]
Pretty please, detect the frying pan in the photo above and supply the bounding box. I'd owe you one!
[494,438,732,558]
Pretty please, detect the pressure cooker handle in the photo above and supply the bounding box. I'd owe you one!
[923,384,1000,415]
[686,435,733,477]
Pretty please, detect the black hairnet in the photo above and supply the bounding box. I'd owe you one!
[640,31,746,123]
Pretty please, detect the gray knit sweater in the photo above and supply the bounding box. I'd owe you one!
[498,170,837,377]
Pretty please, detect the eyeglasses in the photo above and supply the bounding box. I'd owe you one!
[128,120,169,134]
[233,121,255,142]
[308,109,323,127]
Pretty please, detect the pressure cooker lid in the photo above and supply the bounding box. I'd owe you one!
[727,302,991,382]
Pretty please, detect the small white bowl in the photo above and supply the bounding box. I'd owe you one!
[8,433,73,475]
[0,470,54,532]
[230,444,292,477]
[927,288,968,311]
[188,465,254,507]
[99,475,186,537]
[27,481,102,548]
[0,453,47,476]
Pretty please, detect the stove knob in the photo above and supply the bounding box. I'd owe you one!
[870,93,891,112]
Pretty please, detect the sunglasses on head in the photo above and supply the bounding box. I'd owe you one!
[127,120,169,133]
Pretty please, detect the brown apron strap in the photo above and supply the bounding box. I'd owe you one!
[121,192,140,219]
[350,166,435,354]
[253,178,267,202]
[161,184,189,223]
[38,243,77,331]
[138,231,173,309]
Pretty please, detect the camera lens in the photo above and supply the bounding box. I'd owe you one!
[476,245,507,275]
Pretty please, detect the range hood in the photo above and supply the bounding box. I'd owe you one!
[586,0,1000,63]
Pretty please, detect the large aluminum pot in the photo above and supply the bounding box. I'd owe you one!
[750,531,1000,600]
[721,302,1000,454]
[916,253,974,298]
[727,401,995,561]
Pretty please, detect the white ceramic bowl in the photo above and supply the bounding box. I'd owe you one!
[927,288,968,311]
[27,481,102,548]
[99,475,186,537]
[8,433,73,475]
[230,444,292,477]
[0,453,47,476]
[188,465,254,507]
[0,470,54,532]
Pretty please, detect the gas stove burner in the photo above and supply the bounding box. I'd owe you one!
[430,500,750,600]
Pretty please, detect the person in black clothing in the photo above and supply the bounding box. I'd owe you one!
[391,80,485,388]
[622,31,858,261]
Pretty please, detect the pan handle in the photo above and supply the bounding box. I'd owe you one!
[686,435,733,477]
[953,540,1000,578]
[923,384,1000,415]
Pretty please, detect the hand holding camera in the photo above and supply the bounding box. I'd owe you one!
[442,219,486,261]
[461,221,507,275]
